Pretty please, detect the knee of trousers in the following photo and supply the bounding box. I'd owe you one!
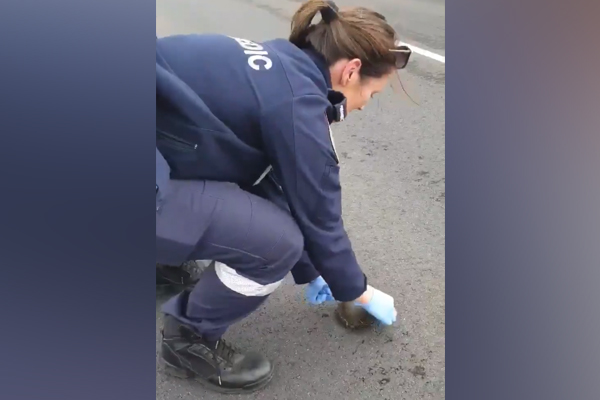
[271,222,304,278]
[213,225,304,298]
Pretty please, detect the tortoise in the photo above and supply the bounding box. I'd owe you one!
[334,301,377,330]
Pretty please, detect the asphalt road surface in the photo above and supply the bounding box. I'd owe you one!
[156,0,445,399]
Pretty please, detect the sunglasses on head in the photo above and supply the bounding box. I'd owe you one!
[390,45,412,69]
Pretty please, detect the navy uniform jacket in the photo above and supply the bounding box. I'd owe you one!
[156,34,366,301]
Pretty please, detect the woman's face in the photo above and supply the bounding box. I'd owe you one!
[330,59,394,114]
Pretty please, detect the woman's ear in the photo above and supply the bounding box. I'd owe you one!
[331,58,363,87]
[346,59,362,84]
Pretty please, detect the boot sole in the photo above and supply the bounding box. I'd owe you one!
[160,358,275,395]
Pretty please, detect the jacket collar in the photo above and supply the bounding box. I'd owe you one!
[301,45,332,88]
[301,44,348,123]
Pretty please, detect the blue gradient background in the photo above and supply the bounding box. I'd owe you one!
[0,0,156,399]
[447,0,600,399]
[0,0,598,399]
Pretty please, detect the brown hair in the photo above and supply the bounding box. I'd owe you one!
[290,0,399,79]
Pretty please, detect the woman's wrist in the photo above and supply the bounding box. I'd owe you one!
[356,285,374,305]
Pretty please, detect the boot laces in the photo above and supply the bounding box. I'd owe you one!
[177,326,238,384]
[213,339,239,386]
[213,339,238,364]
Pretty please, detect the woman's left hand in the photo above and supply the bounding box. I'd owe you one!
[305,276,335,304]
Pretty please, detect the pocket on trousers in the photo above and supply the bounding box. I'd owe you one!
[156,180,217,265]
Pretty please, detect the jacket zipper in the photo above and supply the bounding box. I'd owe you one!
[157,129,198,151]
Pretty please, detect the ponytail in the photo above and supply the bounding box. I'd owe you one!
[290,1,340,46]
[288,0,401,78]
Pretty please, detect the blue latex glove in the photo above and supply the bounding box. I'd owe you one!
[305,276,335,305]
[357,286,397,325]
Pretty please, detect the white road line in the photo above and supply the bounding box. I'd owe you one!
[398,41,445,64]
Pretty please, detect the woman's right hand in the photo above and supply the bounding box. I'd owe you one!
[355,285,397,325]
[305,276,335,305]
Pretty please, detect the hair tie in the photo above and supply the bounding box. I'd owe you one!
[320,1,339,24]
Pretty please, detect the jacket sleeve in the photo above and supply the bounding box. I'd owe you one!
[260,94,367,301]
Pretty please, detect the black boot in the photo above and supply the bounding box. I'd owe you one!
[160,315,274,394]
[156,261,204,290]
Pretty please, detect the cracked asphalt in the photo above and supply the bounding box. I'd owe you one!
[156,0,445,398]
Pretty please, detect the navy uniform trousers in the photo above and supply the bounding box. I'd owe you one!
[157,170,320,341]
